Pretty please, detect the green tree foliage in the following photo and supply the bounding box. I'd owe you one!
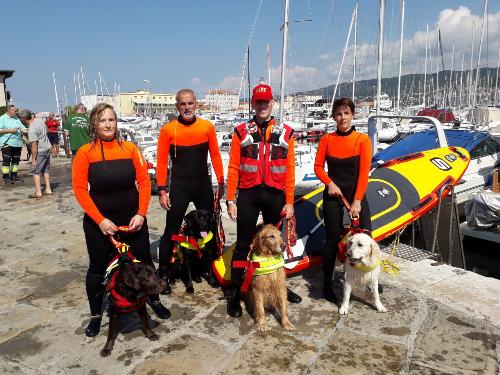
[0,106,6,116]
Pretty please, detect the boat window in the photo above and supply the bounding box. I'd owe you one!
[484,137,500,153]
[470,140,496,159]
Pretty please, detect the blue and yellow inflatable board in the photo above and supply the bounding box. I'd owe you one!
[213,146,470,286]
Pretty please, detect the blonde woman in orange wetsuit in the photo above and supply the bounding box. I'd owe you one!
[72,103,170,338]
[314,97,373,305]
[156,89,224,292]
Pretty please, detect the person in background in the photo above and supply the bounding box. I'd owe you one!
[0,105,27,184]
[18,109,53,198]
[225,83,301,318]
[64,103,90,158]
[45,112,61,157]
[314,97,372,305]
[72,103,170,338]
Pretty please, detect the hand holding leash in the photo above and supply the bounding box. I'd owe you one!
[327,181,342,196]
[99,218,118,236]
[282,204,294,219]
[339,194,360,223]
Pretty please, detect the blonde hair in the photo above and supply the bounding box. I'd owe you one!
[88,103,120,143]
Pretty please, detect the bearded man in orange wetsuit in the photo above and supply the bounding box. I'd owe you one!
[225,84,302,318]
[156,89,224,293]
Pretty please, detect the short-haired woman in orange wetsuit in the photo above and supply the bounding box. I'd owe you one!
[72,103,170,338]
[314,97,372,305]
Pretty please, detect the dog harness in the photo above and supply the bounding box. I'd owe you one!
[104,226,146,313]
[338,221,378,273]
[106,271,147,313]
[233,254,285,293]
[171,231,213,259]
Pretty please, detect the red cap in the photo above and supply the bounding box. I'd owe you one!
[251,84,273,103]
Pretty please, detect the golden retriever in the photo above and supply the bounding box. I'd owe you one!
[246,224,295,332]
[338,233,387,315]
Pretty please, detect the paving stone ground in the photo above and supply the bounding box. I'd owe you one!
[0,158,499,374]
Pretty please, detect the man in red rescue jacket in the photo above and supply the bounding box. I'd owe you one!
[225,83,301,317]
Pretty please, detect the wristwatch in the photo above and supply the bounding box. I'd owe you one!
[226,200,236,206]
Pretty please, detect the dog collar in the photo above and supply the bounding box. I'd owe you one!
[350,259,381,273]
[172,231,213,250]
[106,272,147,313]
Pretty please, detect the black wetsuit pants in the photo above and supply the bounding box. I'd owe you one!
[231,185,285,285]
[83,215,159,316]
[158,182,215,272]
[322,194,371,283]
[1,146,22,179]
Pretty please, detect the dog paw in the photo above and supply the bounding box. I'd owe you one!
[147,333,159,341]
[376,304,387,313]
[338,304,349,315]
[100,348,112,357]
[256,322,269,332]
[186,286,194,294]
[283,321,296,331]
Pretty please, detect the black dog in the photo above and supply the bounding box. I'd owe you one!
[171,209,219,293]
[101,262,166,357]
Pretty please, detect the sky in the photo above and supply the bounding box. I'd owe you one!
[4,0,500,112]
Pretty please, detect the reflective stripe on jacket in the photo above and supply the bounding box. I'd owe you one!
[235,119,293,191]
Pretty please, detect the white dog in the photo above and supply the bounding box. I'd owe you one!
[338,233,387,315]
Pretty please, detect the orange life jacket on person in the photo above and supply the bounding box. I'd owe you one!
[235,119,293,191]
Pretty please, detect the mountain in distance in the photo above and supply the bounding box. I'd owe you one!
[298,67,498,105]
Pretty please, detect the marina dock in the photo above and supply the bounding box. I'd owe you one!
[1,158,499,374]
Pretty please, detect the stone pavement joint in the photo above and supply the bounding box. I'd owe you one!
[0,158,499,374]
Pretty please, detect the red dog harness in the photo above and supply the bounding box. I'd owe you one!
[106,272,147,313]
[104,226,146,313]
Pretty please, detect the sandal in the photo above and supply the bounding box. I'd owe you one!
[44,191,53,196]
[28,193,43,199]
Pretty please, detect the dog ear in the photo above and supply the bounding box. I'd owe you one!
[369,238,381,264]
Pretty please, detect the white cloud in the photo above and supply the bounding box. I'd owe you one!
[217,6,500,96]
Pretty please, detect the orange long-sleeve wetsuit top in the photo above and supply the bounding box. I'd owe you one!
[314,128,372,201]
[227,119,295,204]
[72,139,151,225]
[156,117,224,191]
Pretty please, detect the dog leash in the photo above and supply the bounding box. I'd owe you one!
[104,226,140,285]
[214,186,225,256]
[340,194,400,275]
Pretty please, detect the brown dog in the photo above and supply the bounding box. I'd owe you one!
[246,224,295,332]
[101,262,166,357]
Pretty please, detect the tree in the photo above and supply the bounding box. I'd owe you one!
[0,106,6,116]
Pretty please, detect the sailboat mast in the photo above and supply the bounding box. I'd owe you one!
[396,0,405,112]
[468,23,475,107]
[435,30,440,106]
[267,43,271,86]
[472,0,488,108]
[423,24,429,107]
[52,72,60,115]
[459,53,465,107]
[375,0,385,118]
[278,0,290,124]
[495,48,500,105]
[352,2,358,101]
[448,43,455,108]
[329,3,357,115]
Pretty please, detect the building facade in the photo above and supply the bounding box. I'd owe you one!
[0,70,14,107]
[113,90,176,117]
[205,90,239,112]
